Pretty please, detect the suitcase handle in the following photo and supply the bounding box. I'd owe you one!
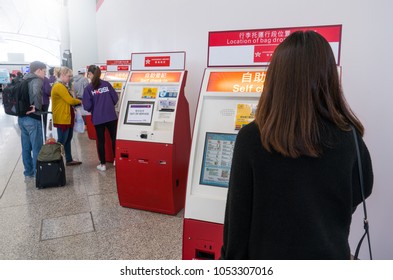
[39,111,52,143]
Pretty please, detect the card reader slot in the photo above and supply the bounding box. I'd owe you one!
[159,108,175,112]
[138,159,149,164]
[120,153,129,159]
[195,249,215,260]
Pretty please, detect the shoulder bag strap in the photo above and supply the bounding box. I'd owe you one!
[351,125,373,260]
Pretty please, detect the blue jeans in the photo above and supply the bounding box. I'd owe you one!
[57,127,74,163]
[18,116,43,177]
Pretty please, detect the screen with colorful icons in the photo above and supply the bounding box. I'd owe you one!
[199,132,237,188]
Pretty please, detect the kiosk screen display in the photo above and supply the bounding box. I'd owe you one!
[200,132,237,188]
[124,101,155,125]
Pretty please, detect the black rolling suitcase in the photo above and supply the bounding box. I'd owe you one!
[36,112,66,189]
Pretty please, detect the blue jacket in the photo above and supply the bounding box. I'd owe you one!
[82,80,118,125]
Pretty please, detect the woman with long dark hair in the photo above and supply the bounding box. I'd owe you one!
[220,31,373,259]
[82,65,118,171]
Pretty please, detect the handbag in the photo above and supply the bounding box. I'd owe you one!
[73,106,85,133]
[351,125,373,260]
[46,103,58,141]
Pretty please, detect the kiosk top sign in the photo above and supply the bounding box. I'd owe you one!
[131,52,186,71]
[130,71,182,83]
[208,25,342,67]
[104,71,129,81]
[106,60,131,71]
[207,71,267,93]
[107,60,131,65]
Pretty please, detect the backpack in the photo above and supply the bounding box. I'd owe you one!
[37,142,64,162]
[2,77,35,116]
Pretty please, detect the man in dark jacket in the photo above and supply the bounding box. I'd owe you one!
[18,61,46,179]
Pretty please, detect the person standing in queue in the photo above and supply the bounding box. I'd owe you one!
[82,65,118,171]
[18,61,46,179]
[220,31,374,260]
[51,66,82,166]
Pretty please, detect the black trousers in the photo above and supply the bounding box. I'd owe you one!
[94,119,117,164]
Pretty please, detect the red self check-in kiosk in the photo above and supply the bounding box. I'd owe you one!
[116,51,191,215]
[182,25,342,260]
[182,68,266,260]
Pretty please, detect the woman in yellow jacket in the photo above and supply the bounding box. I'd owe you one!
[51,67,82,166]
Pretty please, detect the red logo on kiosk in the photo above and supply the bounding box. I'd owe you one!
[99,65,107,71]
[145,56,170,67]
[117,65,129,71]
[254,45,276,63]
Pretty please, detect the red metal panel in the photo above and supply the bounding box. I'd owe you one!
[116,140,179,214]
[85,115,96,140]
[182,219,224,260]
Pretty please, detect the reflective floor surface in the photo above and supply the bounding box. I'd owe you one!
[0,106,183,259]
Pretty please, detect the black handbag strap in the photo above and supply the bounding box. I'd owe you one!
[351,125,372,260]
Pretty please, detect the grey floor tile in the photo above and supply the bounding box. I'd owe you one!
[37,231,100,260]
[41,212,95,241]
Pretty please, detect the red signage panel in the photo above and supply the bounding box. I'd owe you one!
[107,60,131,65]
[145,56,171,67]
[117,65,129,71]
[208,25,342,66]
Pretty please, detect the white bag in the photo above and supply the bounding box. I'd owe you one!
[46,102,58,141]
[73,106,85,133]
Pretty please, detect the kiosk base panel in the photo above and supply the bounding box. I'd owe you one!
[85,115,96,140]
[182,218,223,260]
[116,140,186,215]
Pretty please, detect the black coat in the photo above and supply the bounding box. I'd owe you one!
[220,121,373,260]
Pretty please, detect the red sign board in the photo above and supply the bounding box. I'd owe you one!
[144,56,171,67]
[207,71,267,93]
[117,65,129,71]
[208,25,342,66]
[253,45,276,63]
[130,72,181,83]
[99,65,107,71]
[107,60,131,65]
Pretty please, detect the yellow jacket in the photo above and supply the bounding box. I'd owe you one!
[51,82,81,125]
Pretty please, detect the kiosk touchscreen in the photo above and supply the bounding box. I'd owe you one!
[116,52,191,215]
[183,68,266,260]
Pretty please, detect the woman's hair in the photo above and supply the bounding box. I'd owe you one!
[53,67,62,78]
[49,67,55,76]
[88,65,101,89]
[255,30,364,158]
[54,66,72,81]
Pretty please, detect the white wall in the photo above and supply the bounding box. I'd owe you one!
[67,0,98,74]
[94,0,393,259]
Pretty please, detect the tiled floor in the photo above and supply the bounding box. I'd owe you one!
[0,107,183,260]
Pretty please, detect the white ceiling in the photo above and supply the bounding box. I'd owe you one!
[0,0,63,64]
